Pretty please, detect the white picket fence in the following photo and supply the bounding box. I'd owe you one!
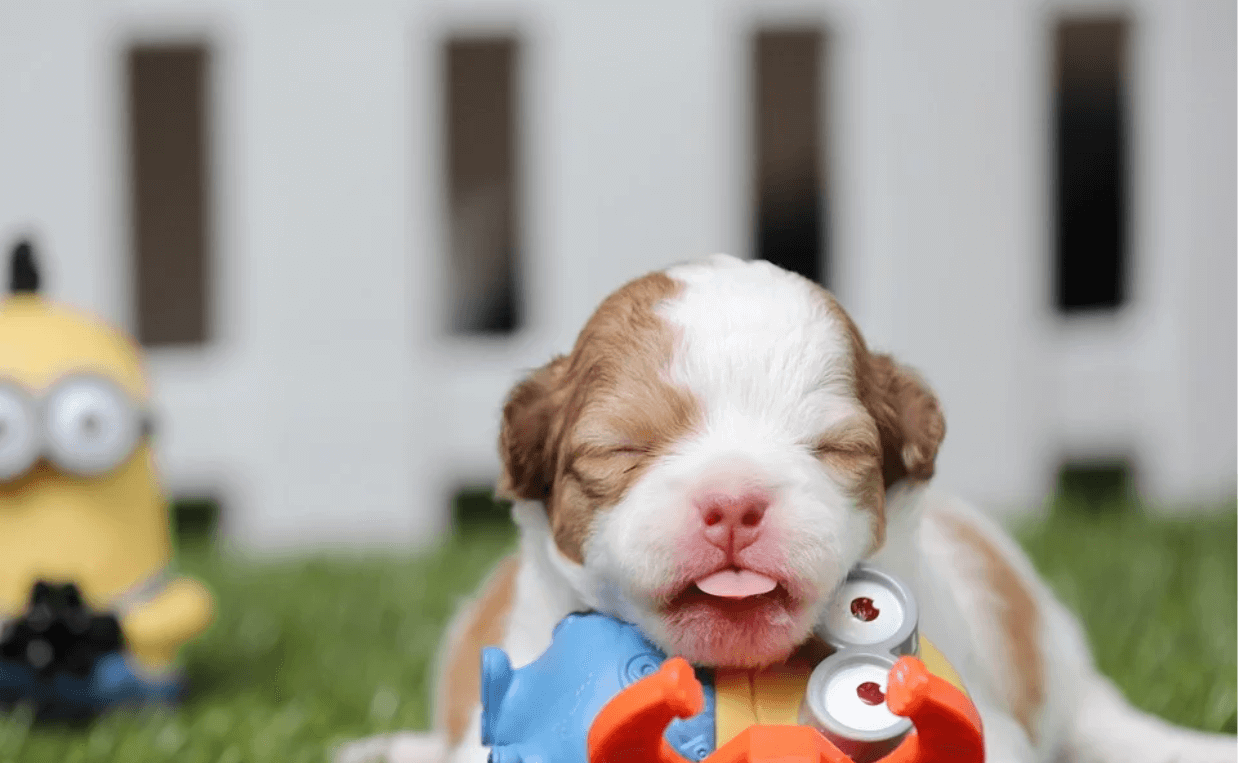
[1,0,1233,552]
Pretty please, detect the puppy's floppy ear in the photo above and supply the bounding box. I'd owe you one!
[497,355,570,502]
[861,353,946,487]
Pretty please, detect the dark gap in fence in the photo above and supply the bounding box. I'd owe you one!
[128,43,212,346]
[444,36,522,335]
[753,27,829,288]
[1053,17,1129,313]
[1054,459,1134,514]
[172,496,221,549]
[451,485,513,537]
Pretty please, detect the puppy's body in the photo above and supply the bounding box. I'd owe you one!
[338,256,1235,763]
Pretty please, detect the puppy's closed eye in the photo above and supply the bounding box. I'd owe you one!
[811,420,881,473]
[565,445,652,504]
[574,445,647,469]
[568,443,649,482]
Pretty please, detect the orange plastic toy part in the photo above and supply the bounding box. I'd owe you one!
[879,656,985,763]
[705,726,856,763]
[587,656,703,763]
[587,655,984,763]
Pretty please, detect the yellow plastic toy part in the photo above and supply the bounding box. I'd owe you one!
[917,638,968,697]
[712,636,967,748]
[122,577,216,671]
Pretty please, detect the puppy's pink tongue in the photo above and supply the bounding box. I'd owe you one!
[695,570,778,599]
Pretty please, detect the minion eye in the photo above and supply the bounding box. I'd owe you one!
[43,376,141,476]
[0,382,39,481]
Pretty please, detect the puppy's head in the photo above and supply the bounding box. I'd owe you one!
[497,255,944,668]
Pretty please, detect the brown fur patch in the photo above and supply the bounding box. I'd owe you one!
[941,515,1044,740]
[860,353,946,487]
[497,272,700,562]
[436,555,520,747]
[809,288,945,549]
[813,289,945,490]
[496,357,570,502]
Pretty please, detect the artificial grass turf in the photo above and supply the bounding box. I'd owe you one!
[0,502,1233,762]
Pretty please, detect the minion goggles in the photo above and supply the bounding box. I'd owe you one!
[0,374,154,481]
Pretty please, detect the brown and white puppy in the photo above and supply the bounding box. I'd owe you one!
[338,255,1236,763]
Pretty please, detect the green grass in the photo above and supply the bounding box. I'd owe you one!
[0,525,518,763]
[1016,499,1237,733]
[0,498,1233,762]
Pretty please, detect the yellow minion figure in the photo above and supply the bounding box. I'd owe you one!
[0,239,214,715]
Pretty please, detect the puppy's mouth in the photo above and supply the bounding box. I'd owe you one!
[668,567,792,613]
[654,566,808,667]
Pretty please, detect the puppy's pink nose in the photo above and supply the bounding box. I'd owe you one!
[697,491,770,552]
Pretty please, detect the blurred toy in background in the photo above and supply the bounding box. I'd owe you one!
[480,563,983,763]
[0,239,215,718]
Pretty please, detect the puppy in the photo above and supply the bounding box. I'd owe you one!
[338,254,1236,763]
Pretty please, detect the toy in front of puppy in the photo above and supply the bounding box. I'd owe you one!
[0,239,215,717]
[479,563,983,763]
[481,611,719,763]
[589,648,982,763]
[593,565,984,763]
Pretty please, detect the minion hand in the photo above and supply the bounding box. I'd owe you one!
[117,577,214,673]
[0,582,123,679]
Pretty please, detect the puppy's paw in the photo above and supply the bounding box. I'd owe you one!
[334,732,447,763]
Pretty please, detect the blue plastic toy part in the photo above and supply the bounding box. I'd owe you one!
[0,651,183,717]
[480,611,716,763]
